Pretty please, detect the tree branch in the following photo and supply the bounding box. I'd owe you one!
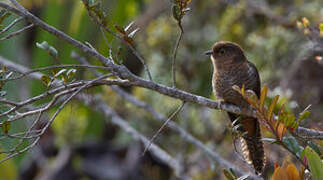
[71,51,258,177]
[2,52,260,179]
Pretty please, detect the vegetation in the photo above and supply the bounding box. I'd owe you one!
[0,0,322,179]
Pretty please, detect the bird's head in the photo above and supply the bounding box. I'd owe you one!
[205,41,246,63]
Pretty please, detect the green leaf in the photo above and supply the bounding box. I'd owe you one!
[303,146,323,180]
[319,23,323,35]
[54,69,67,78]
[0,10,11,25]
[298,111,311,122]
[36,41,58,58]
[285,114,296,128]
[223,169,236,180]
[51,68,59,76]
[172,4,181,21]
[41,75,51,87]
[1,65,7,73]
[66,69,77,79]
[307,141,321,156]
[283,136,303,157]
[1,120,11,134]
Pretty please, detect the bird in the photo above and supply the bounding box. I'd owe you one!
[205,41,265,175]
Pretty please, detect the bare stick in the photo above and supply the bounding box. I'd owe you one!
[143,101,185,155]
[172,28,183,88]
[0,24,34,41]
[0,17,23,35]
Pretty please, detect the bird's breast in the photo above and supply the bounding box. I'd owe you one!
[212,67,253,106]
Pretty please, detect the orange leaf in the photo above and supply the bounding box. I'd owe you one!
[275,121,287,140]
[260,85,268,112]
[268,95,279,122]
[272,166,288,180]
[286,164,301,180]
[272,158,301,180]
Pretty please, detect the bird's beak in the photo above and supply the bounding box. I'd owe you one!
[204,50,212,56]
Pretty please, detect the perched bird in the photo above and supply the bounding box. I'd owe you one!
[205,41,265,174]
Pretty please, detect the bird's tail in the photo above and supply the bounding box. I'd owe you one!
[229,113,266,175]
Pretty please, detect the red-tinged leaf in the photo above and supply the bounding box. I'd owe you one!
[316,56,322,62]
[272,158,301,180]
[1,65,7,73]
[275,122,287,140]
[286,164,301,180]
[304,28,310,35]
[278,102,285,116]
[41,75,51,87]
[272,166,287,180]
[296,21,303,29]
[245,89,258,107]
[260,85,268,112]
[302,17,310,27]
[123,36,134,46]
[114,24,126,35]
[117,47,122,56]
[222,169,236,180]
[268,95,279,121]
[1,120,11,134]
[241,84,245,96]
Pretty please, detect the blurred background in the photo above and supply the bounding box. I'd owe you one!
[0,0,322,179]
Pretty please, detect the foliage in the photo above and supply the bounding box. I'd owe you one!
[52,104,88,146]
[233,84,322,178]
[0,0,322,179]
[272,158,301,180]
[301,146,323,180]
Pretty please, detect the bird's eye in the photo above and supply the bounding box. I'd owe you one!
[219,48,225,56]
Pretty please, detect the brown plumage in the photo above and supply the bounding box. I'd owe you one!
[205,41,265,174]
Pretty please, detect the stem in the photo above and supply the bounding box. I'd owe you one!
[172,25,184,88]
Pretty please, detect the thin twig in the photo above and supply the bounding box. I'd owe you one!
[143,101,185,155]
[81,2,153,81]
[2,64,110,81]
[0,17,23,35]
[77,94,191,179]
[172,27,183,88]
[0,23,34,41]
[72,52,257,177]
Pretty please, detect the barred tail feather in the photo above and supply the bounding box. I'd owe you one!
[240,129,266,175]
[228,113,266,175]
